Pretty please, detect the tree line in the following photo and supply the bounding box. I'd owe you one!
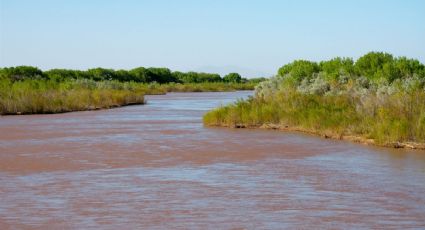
[0,66,266,84]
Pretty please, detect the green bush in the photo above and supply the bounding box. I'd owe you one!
[204,52,425,145]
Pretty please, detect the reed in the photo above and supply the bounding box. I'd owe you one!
[0,79,256,115]
[0,79,146,114]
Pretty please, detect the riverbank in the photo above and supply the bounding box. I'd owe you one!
[0,65,261,115]
[203,91,425,150]
[204,52,425,150]
[0,80,256,115]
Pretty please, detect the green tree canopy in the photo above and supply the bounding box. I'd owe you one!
[87,68,117,81]
[354,52,394,80]
[0,66,44,81]
[278,60,320,82]
[223,73,242,83]
[45,69,84,81]
[147,67,177,83]
[129,67,149,83]
[320,57,354,80]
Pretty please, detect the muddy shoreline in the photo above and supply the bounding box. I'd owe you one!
[210,123,425,150]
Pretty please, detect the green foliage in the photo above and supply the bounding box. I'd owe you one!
[223,73,242,83]
[0,78,256,115]
[44,69,83,81]
[0,66,44,81]
[87,68,117,81]
[0,64,259,115]
[320,57,354,80]
[0,79,146,115]
[161,82,255,92]
[147,67,177,83]
[277,60,320,82]
[354,52,394,80]
[204,88,425,144]
[274,52,425,85]
[205,52,425,146]
[1,66,261,85]
[247,77,267,84]
[173,71,222,83]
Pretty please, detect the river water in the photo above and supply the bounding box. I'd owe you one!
[0,91,424,229]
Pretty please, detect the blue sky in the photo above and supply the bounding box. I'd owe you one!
[1,0,424,77]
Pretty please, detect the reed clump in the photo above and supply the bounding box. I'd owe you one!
[0,79,147,115]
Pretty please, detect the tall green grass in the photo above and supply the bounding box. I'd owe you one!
[0,79,256,115]
[204,89,425,144]
[0,79,147,114]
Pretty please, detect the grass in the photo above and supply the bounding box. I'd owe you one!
[0,79,146,114]
[204,88,425,147]
[0,79,256,115]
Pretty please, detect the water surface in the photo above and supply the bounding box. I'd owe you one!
[1,91,425,229]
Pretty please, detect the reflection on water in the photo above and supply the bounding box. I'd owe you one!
[1,91,425,229]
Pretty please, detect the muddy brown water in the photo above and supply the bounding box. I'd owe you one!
[1,91,425,229]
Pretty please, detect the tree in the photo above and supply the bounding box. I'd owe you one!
[393,57,425,79]
[172,71,188,83]
[147,67,177,83]
[115,70,132,82]
[129,67,149,83]
[45,69,80,81]
[278,60,320,82]
[1,66,44,81]
[197,72,222,82]
[320,57,354,80]
[87,68,117,81]
[355,52,394,80]
[223,73,242,83]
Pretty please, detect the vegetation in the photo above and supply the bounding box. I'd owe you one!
[0,66,258,84]
[0,66,262,115]
[158,82,256,92]
[0,79,147,114]
[223,73,242,83]
[204,52,425,148]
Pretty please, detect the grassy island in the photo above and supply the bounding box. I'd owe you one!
[204,52,425,149]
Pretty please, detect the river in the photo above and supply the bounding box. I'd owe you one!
[0,91,424,229]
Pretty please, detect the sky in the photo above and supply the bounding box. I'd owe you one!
[0,0,424,77]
